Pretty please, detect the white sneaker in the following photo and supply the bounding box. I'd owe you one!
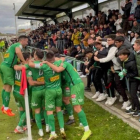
[46,125,50,133]
[108,97,117,106]
[119,96,123,102]
[121,101,131,110]
[96,94,107,102]
[92,92,100,99]
[105,97,111,105]
[80,75,86,78]
[126,105,132,110]
[38,129,44,137]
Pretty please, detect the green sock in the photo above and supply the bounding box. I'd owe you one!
[57,111,64,129]
[35,113,42,129]
[78,110,88,127]
[4,91,10,107]
[61,102,65,110]
[1,89,5,106]
[44,111,48,125]
[19,111,25,118]
[30,109,33,120]
[18,112,26,127]
[65,104,73,116]
[41,108,44,120]
[48,114,55,132]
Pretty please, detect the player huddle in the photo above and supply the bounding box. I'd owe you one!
[0,36,92,140]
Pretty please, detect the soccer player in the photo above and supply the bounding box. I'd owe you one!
[26,49,48,136]
[43,57,92,140]
[0,35,28,116]
[29,51,66,140]
[50,48,75,125]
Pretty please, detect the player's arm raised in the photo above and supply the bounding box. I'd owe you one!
[27,77,45,86]
[44,61,65,73]
[15,47,26,64]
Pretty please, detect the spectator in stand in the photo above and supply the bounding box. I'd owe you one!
[90,29,95,36]
[89,13,93,20]
[119,49,140,116]
[121,0,132,33]
[116,29,132,50]
[71,28,80,48]
[82,29,90,49]
[135,32,140,40]
[103,24,111,37]
[90,16,98,27]
[129,31,135,45]
[108,10,113,23]
[75,45,84,60]
[109,17,116,33]
[131,21,140,33]
[94,25,99,35]
[114,14,123,31]
[98,12,105,26]
[98,24,104,38]
[134,0,140,23]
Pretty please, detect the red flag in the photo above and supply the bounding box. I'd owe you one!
[20,67,27,96]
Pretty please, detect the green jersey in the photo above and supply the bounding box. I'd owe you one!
[14,69,22,92]
[36,60,62,89]
[2,42,23,67]
[62,62,82,87]
[26,61,45,91]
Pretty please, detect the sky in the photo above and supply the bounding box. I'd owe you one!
[0,0,31,34]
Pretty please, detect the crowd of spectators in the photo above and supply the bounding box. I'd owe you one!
[24,0,140,117]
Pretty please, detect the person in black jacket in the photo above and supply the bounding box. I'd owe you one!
[134,0,140,23]
[119,49,140,116]
[121,0,132,33]
[92,42,110,101]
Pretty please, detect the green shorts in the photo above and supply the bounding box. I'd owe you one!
[70,82,84,106]
[13,90,25,109]
[0,64,14,85]
[45,88,62,111]
[62,85,71,97]
[31,89,45,109]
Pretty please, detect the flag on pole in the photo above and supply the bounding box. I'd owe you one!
[20,67,32,140]
[20,67,27,96]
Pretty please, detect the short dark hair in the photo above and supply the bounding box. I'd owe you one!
[118,49,130,56]
[115,36,125,42]
[46,51,55,59]
[22,52,30,60]
[18,35,28,41]
[107,34,116,40]
[35,49,44,59]
[116,29,125,35]
[84,48,93,55]
[83,29,88,33]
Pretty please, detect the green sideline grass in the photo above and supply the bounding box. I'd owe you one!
[0,54,140,140]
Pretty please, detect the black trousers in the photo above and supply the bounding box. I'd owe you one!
[129,80,140,110]
[109,72,128,101]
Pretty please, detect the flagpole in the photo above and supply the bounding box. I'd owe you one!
[25,88,32,140]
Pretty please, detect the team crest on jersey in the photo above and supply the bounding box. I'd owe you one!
[28,71,32,76]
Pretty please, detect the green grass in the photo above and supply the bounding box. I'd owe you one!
[0,55,140,140]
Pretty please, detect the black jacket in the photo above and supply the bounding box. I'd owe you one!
[134,5,140,19]
[76,50,85,60]
[122,2,132,19]
[122,53,138,81]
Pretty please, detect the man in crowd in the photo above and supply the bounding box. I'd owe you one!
[71,28,80,48]
[121,0,132,33]
[134,0,140,23]
[131,21,140,33]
